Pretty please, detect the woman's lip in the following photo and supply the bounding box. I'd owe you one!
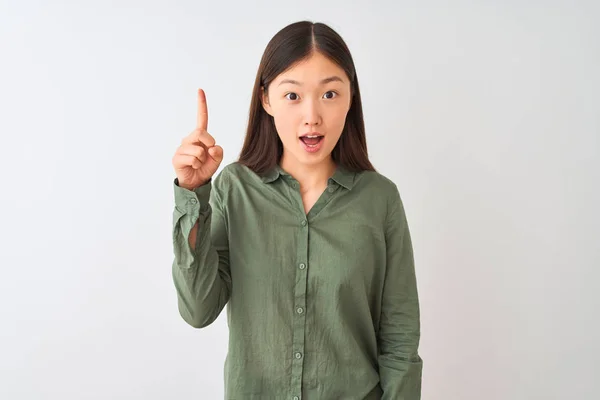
[299,132,323,137]
[299,136,325,153]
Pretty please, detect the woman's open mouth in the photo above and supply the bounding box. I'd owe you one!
[299,134,324,153]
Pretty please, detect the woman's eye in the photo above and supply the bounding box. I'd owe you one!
[285,91,337,101]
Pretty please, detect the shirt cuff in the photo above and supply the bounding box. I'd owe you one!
[173,177,212,211]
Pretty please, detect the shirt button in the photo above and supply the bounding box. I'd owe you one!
[299,263,306,270]
[295,352,302,359]
[293,397,300,400]
[190,198,197,204]
[301,220,307,226]
[327,186,335,193]
[296,307,304,314]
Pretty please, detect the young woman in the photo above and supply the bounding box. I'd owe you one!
[171,21,423,400]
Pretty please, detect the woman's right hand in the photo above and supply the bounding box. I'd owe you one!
[172,89,224,190]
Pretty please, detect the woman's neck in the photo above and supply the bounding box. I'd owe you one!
[280,155,336,192]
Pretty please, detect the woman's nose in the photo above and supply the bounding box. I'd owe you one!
[303,100,322,126]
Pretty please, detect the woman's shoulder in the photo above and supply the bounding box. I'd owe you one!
[354,169,412,226]
[354,168,401,198]
[212,161,261,188]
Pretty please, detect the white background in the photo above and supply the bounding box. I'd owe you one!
[1,1,598,399]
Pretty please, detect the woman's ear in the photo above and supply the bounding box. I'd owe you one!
[261,86,273,116]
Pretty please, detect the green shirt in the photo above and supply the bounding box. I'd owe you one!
[171,161,423,400]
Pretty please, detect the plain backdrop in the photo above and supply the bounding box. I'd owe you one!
[1,1,598,399]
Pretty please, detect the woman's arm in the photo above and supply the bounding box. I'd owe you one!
[378,187,423,399]
[171,172,231,329]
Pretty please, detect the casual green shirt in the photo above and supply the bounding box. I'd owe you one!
[171,161,422,400]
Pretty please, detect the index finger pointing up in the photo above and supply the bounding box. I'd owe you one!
[196,88,208,130]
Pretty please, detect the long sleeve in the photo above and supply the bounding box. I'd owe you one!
[378,187,423,399]
[171,173,231,329]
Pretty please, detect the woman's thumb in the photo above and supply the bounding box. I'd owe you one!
[208,145,223,162]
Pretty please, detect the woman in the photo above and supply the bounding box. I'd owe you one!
[171,20,423,400]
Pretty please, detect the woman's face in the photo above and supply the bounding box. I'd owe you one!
[262,51,352,168]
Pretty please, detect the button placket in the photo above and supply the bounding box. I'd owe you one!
[290,213,309,396]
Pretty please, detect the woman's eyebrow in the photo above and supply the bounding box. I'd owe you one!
[278,76,344,86]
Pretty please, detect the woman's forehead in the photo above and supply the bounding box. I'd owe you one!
[275,59,348,87]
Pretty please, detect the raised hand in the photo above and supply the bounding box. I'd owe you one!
[172,89,224,190]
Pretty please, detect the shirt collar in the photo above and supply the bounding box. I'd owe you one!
[260,163,356,190]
